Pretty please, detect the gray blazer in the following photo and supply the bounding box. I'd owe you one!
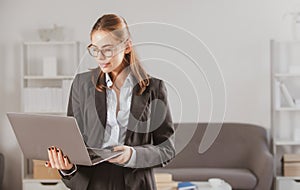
[60,68,175,190]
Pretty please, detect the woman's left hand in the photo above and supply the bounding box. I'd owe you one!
[108,145,133,165]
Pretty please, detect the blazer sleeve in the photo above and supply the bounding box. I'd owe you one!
[59,75,83,183]
[66,74,84,129]
[133,80,176,169]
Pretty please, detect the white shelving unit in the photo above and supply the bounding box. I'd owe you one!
[271,39,300,190]
[20,41,80,190]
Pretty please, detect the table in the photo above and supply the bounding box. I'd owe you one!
[191,181,232,190]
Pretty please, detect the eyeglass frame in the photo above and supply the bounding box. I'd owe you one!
[87,38,129,58]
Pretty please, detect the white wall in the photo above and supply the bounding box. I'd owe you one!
[0,0,298,189]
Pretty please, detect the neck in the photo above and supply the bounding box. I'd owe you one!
[111,61,126,81]
[110,67,130,89]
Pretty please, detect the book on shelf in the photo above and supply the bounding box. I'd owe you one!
[23,80,72,113]
[177,182,197,190]
[62,79,73,111]
[295,99,300,107]
[280,82,295,107]
[24,88,63,112]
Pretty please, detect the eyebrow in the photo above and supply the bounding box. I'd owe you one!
[92,44,113,49]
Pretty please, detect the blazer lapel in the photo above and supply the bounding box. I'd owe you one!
[125,83,151,144]
[94,70,107,129]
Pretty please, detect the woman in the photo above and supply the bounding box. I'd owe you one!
[45,13,175,190]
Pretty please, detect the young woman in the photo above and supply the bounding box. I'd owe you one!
[45,14,175,190]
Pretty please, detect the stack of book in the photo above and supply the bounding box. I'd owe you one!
[23,79,72,113]
[283,154,300,176]
[154,173,178,190]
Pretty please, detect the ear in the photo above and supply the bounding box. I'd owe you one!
[124,40,132,54]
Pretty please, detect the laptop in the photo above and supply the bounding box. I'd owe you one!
[6,112,123,166]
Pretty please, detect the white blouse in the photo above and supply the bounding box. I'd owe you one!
[101,72,136,167]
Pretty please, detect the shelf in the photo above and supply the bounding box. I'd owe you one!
[21,40,79,189]
[276,176,300,180]
[275,141,300,146]
[23,41,78,46]
[276,107,300,111]
[24,76,74,80]
[274,73,300,78]
[24,174,62,183]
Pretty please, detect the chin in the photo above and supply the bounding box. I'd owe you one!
[99,67,112,73]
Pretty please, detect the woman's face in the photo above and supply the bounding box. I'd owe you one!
[90,30,128,74]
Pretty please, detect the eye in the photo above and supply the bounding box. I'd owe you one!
[91,46,99,52]
[88,45,100,57]
[102,48,113,57]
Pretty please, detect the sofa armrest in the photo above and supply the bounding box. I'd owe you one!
[247,144,273,190]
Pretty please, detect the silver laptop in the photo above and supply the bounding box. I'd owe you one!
[6,112,123,166]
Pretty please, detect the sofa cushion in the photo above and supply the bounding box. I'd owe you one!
[154,168,257,190]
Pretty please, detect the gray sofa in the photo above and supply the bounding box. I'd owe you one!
[0,153,3,190]
[154,123,273,190]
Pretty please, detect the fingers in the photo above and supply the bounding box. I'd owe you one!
[113,146,125,152]
[45,161,51,168]
[57,148,66,169]
[63,155,73,169]
[47,147,55,169]
[51,147,60,169]
[46,146,73,170]
[108,154,125,164]
[109,146,124,163]
[109,146,132,164]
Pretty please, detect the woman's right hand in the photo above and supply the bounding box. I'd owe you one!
[45,146,74,170]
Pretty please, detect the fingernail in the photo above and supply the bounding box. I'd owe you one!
[56,149,59,153]
[48,148,51,151]
[45,161,48,166]
[51,147,54,150]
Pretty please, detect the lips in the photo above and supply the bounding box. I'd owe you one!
[99,62,110,68]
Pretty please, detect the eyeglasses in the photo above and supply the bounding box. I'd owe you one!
[87,38,128,58]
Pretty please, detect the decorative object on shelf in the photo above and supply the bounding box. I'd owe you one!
[280,82,296,107]
[275,81,281,109]
[281,6,300,41]
[295,99,300,107]
[42,56,57,77]
[38,24,65,41]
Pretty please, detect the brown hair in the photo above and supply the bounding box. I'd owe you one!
[90,14,149,95]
